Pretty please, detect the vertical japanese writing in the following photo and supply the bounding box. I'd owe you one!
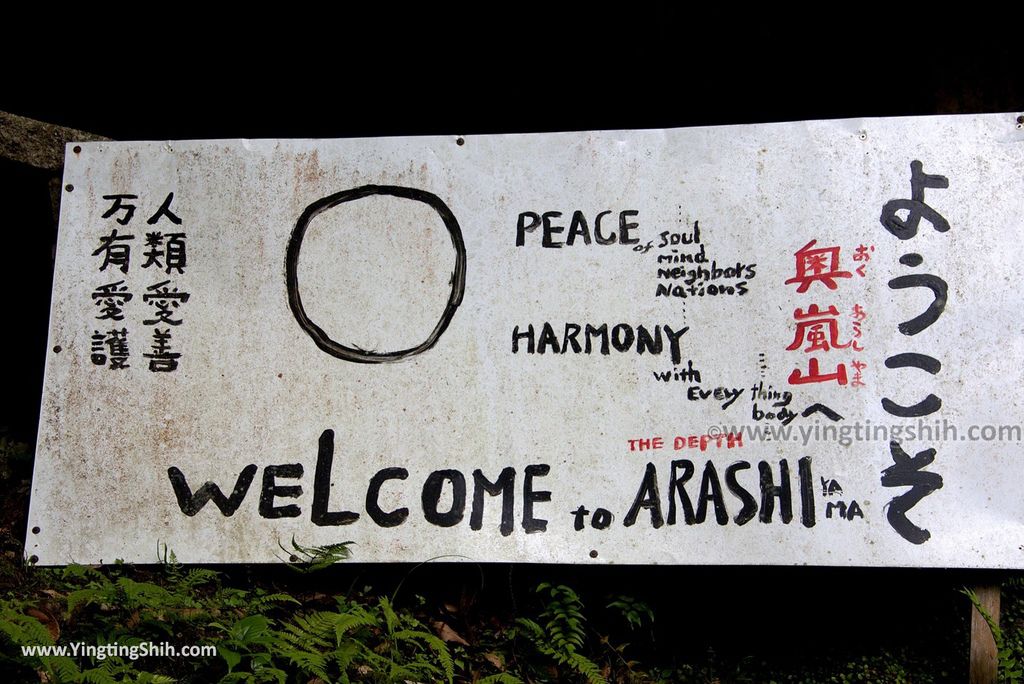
[90,329,130,369]
[878,160,949,545]
[784,240,856,387]
[849,302,868,388]
[88,192,189,373]
[142,280,190,372]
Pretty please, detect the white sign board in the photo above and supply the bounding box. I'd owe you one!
[27,114,1024,567]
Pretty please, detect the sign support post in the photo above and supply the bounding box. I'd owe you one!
[969,582,1001,684]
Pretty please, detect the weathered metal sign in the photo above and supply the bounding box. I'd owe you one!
[27,114,1024,567]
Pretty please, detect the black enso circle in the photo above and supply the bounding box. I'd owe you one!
[286,185,467,363]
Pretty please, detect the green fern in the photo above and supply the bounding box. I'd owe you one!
[513,584,609,684]
[378,595,400,635]
[328,606,378,644]
[0,601,55,644]
[537,582,588,654]
[393,628,455,683]
[45,657,85,684]
[606,595,654,632]
[116,577,176,609]
[180,567,220,590]
[0,600,82,682]
[478,674,525,684]
[135,675,176,684]
[278,536,352,572]
[245,591,299,613]
[278,647,329,680]
[565,650,607,684]
[283,612,337,649]
[78,670,117,684]
[260,593,453,683]
[67,583,113,614]
[61,563,106,583]
[273,609,362,677]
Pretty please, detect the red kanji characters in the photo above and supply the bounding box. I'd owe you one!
[786,304,852,352]
[788,358,848,385]
[784,240,852,293]
[784,238,863,387]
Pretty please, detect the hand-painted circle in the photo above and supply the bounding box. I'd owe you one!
[286,185,466,363]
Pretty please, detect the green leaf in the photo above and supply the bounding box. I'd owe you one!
[232,615,271,643]
[378,596,399,635]
[220,645,242,672]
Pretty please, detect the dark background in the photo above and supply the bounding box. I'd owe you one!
[4,29,1020,139]
[1,32,1020,676]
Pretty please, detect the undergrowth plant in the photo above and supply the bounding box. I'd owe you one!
[0,537,1008,683]
[257,595,454,684]
[277,536,353,573]
[0,542,459,683]
[512,582,607,684]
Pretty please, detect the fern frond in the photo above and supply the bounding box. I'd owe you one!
[479,673,525,684]
[330,640,360,672]
[247,592,300,611]
[67,587,110,614]
[393,628,454,683]
[378,596,399,635]
[278,614,332,650]
[331,609,377,645]
[136,674,177,684]
[41,655,82,682]
[61,563,106,583]
[116,577,176,608]
[280,647,329,679]
[514,617,544,638]
[0,605,55,646]
[566,650,608,684]
[79,666,119,684]
[182,568,219,588]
